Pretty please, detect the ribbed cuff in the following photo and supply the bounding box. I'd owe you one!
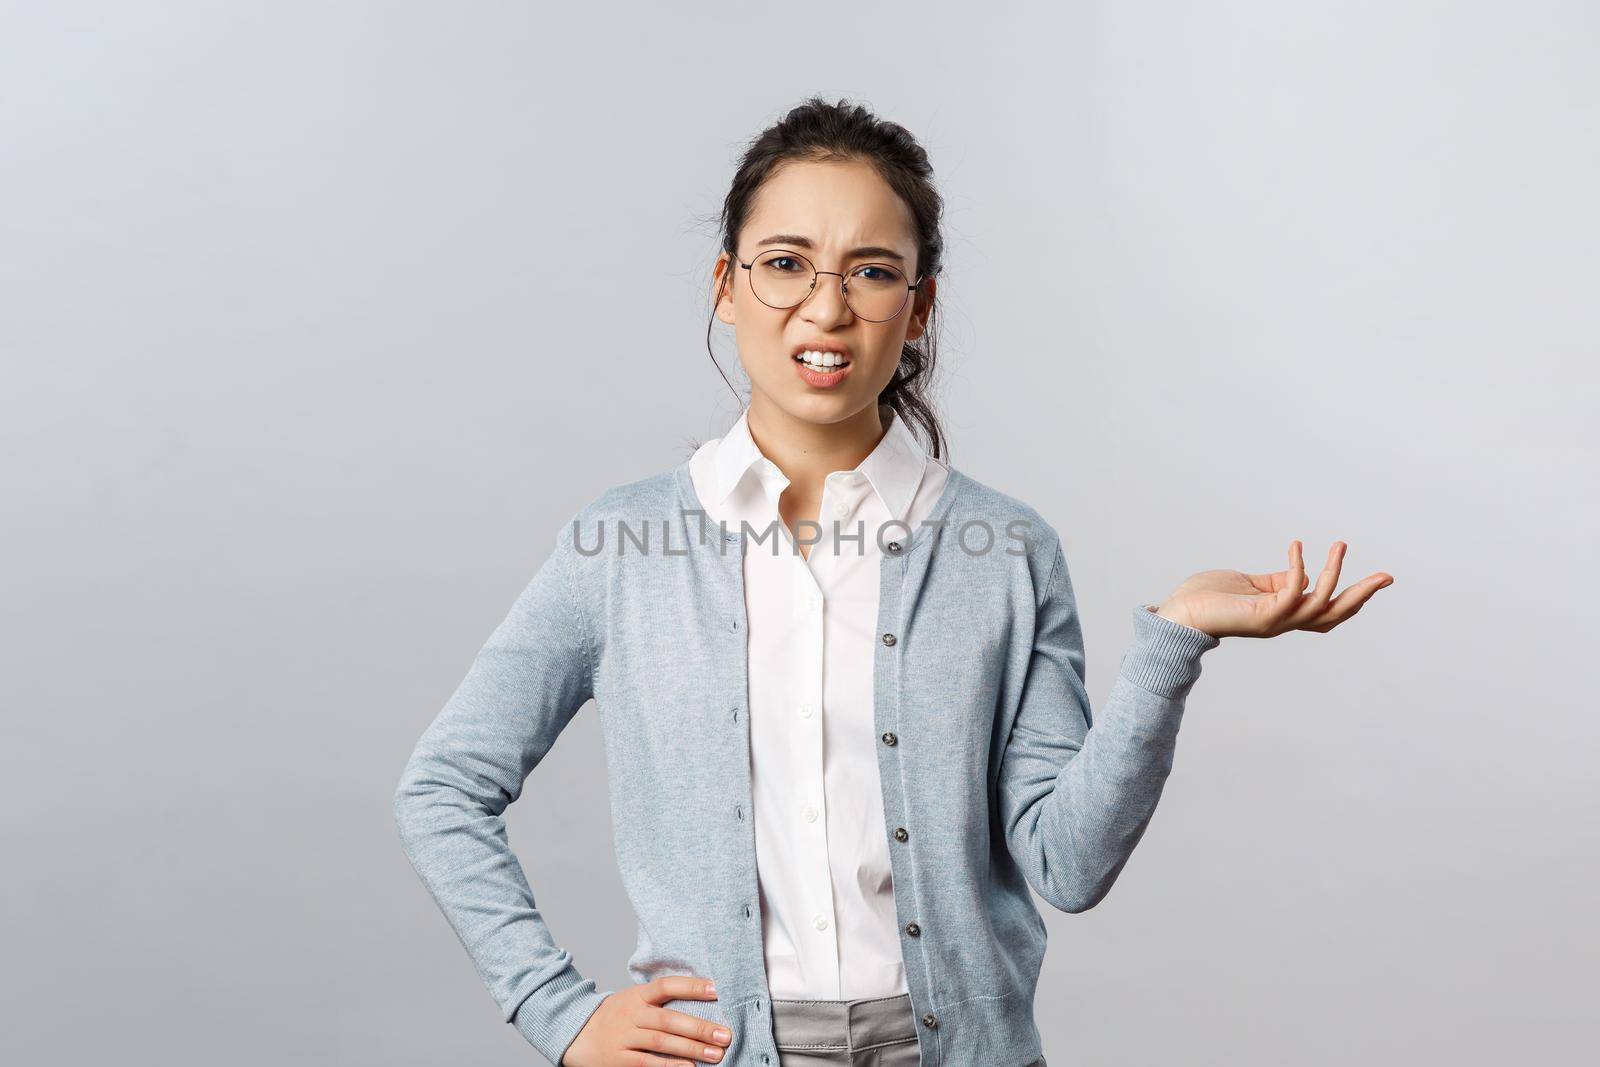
[1118,603,1221,699]
[509,963,613,1067]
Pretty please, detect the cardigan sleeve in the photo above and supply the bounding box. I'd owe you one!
[996,535,1221,914]
[392,517,610,1066]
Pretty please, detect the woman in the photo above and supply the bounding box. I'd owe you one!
[394,97,1392,1067]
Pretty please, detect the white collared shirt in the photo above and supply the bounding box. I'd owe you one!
[688,404,950,1002]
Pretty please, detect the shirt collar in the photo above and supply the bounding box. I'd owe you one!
[854,405,929,524]
[711,404,930,523]
[711,406,770,509]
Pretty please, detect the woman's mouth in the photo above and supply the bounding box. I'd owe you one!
[793,349,852,388]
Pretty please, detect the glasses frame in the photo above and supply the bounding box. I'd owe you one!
[734,248,924,323]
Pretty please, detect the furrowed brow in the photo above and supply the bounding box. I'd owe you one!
[754,234,906,263]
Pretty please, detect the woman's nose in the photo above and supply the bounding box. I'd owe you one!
[798,272,854,324]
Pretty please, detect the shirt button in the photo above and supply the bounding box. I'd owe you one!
[801,804,818,823]
[881,731,897,746]
[905,922,921,937]
[832,501,850,517]
[809,592,822,611]
[881,633,897,646]
[893,827,908,842]
[813,915,828,931]
[798,703,814,719]
[887,540,901,554]
[922,1013,938,1029]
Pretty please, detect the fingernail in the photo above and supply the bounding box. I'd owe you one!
[705,983,717,997]
[714,1027,731,1043]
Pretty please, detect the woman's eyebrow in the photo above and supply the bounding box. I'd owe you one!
[754,233,906,262]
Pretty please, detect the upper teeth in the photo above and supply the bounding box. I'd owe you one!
[798,350,848,367]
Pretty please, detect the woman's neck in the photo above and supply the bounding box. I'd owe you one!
[746,398,891,558]
[745,397,889,492]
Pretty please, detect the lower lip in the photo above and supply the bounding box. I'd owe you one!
[793,357,852,388]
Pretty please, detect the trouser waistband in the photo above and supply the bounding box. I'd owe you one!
[768,992,918,1053]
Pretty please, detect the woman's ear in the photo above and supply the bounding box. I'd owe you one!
[713,254,736,325]
[904,275,936,341]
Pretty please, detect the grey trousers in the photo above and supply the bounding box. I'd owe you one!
[769,992,1047,1067]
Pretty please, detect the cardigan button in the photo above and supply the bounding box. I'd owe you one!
[881,731,897,746]
[893,827,908,842]
[922,1013,938,1029]
[881,633,897,646]
[887,540,901,553]
[905,922,920,937]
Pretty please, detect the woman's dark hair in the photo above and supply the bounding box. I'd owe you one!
[704,95,949,462]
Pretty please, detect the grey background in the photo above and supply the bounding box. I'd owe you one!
[2,2,1595,1064]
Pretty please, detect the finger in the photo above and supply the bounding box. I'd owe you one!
[1318,542,1347,601]
[1245,566,1307,595]
[1287,541,1346,625]
[1304,572,1393,631]
[631,1018,731,1064]
[637,1003,733,1048]
[644,976,720,1005]
[1274,539,1306,618]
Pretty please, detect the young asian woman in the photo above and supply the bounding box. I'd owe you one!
[393,97,1394,1067]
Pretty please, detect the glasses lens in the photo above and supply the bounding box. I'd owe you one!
[749,250,816,310]
[843,263,910,321]
[748,251,911,321]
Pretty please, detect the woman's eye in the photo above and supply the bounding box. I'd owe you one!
[767,257,801,272]
[857,266,894,282]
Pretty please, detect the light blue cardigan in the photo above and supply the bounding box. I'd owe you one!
[393,459,1221,1067]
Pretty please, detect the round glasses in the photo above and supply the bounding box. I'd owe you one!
[735,248,922,323]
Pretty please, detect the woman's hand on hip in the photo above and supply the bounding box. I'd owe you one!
[1154,539,1393,639]
[562,975,732,1067]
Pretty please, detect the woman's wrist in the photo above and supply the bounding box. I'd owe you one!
[1151,598,1199,631]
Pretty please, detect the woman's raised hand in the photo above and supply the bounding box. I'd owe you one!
[562,976,731,1067]
[1153,540,1393,639]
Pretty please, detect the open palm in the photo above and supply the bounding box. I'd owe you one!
[1157,540,1393,639]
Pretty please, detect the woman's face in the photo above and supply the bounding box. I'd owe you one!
[713,157,935,427]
